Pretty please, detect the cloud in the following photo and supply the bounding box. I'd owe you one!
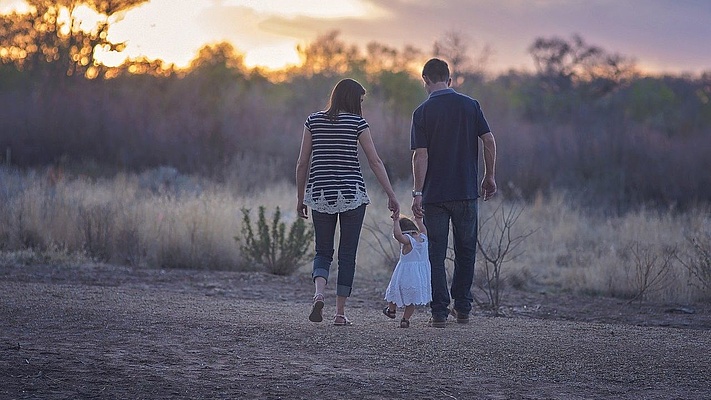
[255,0,711,73]
[98,0,711,73]
[197,5,283,49]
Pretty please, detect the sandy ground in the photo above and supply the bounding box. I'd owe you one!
[1,263,710,400]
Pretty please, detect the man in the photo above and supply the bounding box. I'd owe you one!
[410,58,497,328]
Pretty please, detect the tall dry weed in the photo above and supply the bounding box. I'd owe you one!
[511,194,707,302]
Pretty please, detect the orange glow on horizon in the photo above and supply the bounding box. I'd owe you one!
[2,0,708,76]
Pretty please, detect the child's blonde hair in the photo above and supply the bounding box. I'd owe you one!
[398,215,418,233]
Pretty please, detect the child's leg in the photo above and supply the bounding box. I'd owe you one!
[400,305,415,328]
[403,304,415,320]
[383,302,397,319]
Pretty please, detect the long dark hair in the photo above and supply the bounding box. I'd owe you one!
[324,78,365,120]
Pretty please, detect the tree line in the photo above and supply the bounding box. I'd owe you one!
[1,1,710,211]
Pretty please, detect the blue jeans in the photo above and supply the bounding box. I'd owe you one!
[424,200,478,319]
[311,204,366,297]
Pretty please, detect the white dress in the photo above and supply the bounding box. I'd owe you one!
[384,234,432,307]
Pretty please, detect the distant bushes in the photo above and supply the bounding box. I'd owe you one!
[2,66,710,210]
[1,21,710,208]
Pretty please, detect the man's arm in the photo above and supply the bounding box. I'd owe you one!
[480,132,497,201]
[411,148,428,218]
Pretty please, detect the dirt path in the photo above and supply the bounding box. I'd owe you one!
[1,264,710,399]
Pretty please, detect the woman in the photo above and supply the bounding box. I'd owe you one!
[296,78,399,326]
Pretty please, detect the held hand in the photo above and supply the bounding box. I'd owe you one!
[297,203,309,219]
[411,196,424,218]
[387,197,400,220]
[481,176,497,201]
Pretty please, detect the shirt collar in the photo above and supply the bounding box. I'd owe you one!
[428,88,456,99]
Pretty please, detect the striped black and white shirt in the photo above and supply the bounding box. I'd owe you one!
[303,111,371,214]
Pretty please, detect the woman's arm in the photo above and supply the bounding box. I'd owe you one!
[358,128,399,218]
[295,126,312,218]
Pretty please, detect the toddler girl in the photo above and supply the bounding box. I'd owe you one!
[383,214,432,327]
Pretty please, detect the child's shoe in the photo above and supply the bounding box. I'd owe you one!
[382,306,396,319]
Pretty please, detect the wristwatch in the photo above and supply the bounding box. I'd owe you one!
[412,190,423,197]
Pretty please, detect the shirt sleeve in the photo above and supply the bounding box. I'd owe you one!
[410,107,427,150]
[475,101,491,136]
[356,117,369,135]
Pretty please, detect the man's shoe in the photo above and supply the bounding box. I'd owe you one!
[449,308,470,324]
[428,316,447,328]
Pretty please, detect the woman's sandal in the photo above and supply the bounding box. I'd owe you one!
[382,306,396,319]
[400,318,410,328]
[333,314,353,326]
[309,293,325,322]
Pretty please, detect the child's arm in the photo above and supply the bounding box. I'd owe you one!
[415,216,427,236]
[392,215,410,246]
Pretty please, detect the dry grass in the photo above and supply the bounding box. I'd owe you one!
[502,193,710,302]
[1,167,709,303]
[1,168,258,270]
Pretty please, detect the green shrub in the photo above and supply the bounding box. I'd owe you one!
[236,206,314,275]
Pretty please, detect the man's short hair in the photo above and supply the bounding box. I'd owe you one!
[422,58,450,83]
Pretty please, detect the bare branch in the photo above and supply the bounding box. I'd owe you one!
[476,202,535,315]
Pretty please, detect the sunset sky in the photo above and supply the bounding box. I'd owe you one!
[1,0,710,74]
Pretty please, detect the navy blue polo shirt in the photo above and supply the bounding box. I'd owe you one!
[410,88,491,204]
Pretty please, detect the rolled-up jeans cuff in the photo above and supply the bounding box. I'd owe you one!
[312,268,329,283]
[336,284,352,297]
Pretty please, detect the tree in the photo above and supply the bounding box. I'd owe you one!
[188,41,246,74]
[106,56,177,78]
[433,30,491,85]
[296,30,363,77]
[0,0,148,79]
[365,41,424,76]
[528,34,636,95]
[365,42,398,75]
